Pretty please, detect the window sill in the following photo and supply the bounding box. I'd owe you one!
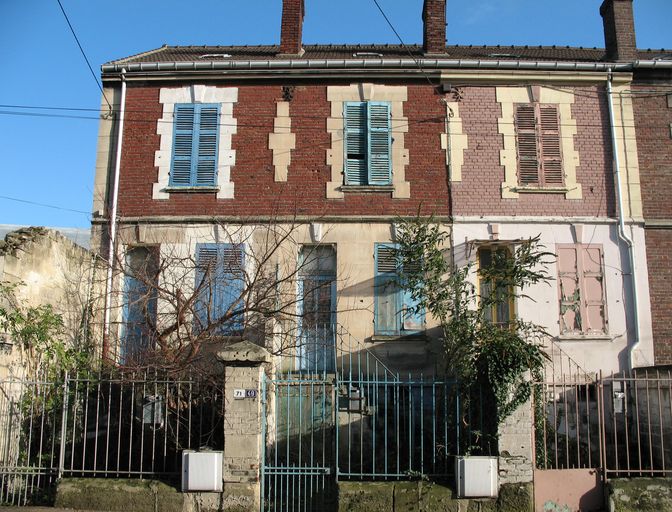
[341,185,395,193]
[555,334,612,342]
[164,186,220,193]
[513,186,568,194]
[369,333,428,342]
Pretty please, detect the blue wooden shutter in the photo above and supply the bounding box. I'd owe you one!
[195,105,219,186]
[170,104,219,187]
[344,102,367,185]
[170,105,196,186]
[374,244,400,335]
[368,102,392,185]
[218,245,245,333]
[194,244,218,331]
[195,244,244,335]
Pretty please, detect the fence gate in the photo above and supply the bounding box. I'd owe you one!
[261,375,336,512]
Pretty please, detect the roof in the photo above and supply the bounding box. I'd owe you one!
[107,44,672,66]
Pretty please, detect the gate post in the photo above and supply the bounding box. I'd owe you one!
[217,340,271,512]
[498,398,534,487]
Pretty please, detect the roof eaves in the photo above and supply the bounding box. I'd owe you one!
[105,44,170,66]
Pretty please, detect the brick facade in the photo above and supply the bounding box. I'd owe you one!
[116,83,450,219]
[449,85,615,218]
[633,85,672,364]
[115,83,618,220]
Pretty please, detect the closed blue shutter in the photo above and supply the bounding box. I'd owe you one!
[195,106,219,186]
[170,104,220,187]
[344,102,367,185]
[195,244,244,334]
[368,102,392,185]
[171,105,196,186]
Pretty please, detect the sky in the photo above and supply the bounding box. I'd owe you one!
[1,0,671,229]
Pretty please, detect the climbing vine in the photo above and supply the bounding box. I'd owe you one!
[395,216,553,428]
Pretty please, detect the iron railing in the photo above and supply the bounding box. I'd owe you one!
[534,369,672,478]
[0,370,223,506]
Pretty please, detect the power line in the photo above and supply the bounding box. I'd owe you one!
[55,0,112,111]
[0,194,89,215]
[0,108,668,137]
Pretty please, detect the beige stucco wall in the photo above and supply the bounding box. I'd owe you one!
[113,221,450,375]
[0,229,103,379]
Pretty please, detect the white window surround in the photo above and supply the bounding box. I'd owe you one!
[497,86,581,200]
[326,84,410,199]
[153,85,238,200]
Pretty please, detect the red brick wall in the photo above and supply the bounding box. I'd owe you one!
[116,83,450,218]
[633,85,672,364]
[645,230,672,364]
[633,88,672,220]
[450,85,615,217]
[115,83,616,220]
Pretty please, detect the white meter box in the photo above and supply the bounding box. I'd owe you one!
[182,451,223,492]
[455,456,498,498]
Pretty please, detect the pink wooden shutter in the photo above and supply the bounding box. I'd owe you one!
[581,246,606,333]
[515,105,540,185]
[539,105,563,185]
[557,246,581,334]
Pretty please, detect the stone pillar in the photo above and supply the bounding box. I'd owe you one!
[498,399,534,486]
[217,340,270,512]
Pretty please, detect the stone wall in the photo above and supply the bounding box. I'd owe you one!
[0,227,103,378]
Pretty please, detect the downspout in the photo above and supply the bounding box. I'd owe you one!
[606,69,641,369]
[102,68,127,360]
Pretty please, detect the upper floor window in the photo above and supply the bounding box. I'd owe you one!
[374,243,424,336]
[344,101,392,186]
[515,103,563,187]
[557,244,607,336]
[194,243,245,335]
[170,103,221,187]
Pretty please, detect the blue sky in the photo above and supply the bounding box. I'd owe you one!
[1,0,671,229]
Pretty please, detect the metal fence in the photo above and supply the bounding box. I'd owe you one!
[0,371,223,506]
[534,369,672,478]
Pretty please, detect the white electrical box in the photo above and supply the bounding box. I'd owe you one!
[181,451,223,492]
[455,456,498,498]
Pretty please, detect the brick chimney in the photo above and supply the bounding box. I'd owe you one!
[600,0,637,62]
[423,0,446,55]
[279,0,305,56]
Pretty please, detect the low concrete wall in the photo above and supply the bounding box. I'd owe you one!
[608,478,672,512]
[55,478,256,512]
[338,481,533,512]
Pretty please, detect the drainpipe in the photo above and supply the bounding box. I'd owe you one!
[102,68,127,360]
[606,69,641,370]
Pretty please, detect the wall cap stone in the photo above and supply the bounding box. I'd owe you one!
[217,340,270,365]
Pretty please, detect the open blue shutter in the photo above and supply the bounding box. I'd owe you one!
[195,105,219,186]
[374,244,400,335]
[170,105,196,186]
[368,102,392,185]
[344,102,367,185]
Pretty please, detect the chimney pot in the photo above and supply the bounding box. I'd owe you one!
[423,0,446,55]
[600,0,637,62]
[280,0,305,56]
